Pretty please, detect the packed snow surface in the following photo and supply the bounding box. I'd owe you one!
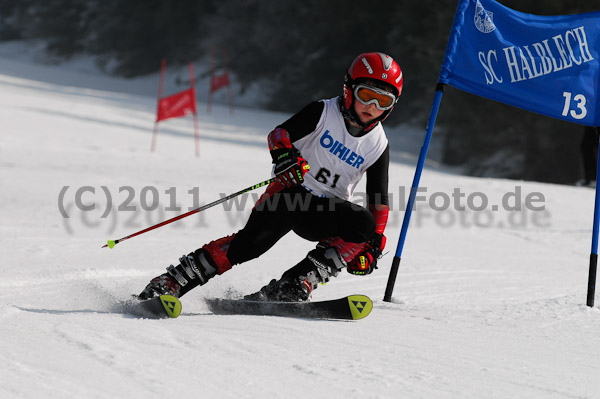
[2,43,600,398]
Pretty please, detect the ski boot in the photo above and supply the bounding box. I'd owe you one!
[244,244,346,302]
[138,235,235,300]
[137,249,217,300]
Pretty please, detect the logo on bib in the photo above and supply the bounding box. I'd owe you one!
[319,130,365,169]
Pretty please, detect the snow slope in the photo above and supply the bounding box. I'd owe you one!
[2,45,600,399]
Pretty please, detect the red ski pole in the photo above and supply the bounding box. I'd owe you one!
[103,178,275,249]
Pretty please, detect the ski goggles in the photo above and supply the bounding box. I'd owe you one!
[353,84,396,111]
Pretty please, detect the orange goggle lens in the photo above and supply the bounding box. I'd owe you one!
[354,85,396,110]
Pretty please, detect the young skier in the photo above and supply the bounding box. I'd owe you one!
[138,52,403,302]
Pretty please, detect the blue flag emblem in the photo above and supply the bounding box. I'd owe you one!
[474,1,495,33]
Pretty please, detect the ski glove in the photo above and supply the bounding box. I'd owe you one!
[271,147,310,188]
[347,233,386,275]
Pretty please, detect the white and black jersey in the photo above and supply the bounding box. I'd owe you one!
[278,97,390,206]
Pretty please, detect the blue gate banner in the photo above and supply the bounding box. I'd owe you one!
[439,0,600,126]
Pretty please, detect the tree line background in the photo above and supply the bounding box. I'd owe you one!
[0,0,597,184]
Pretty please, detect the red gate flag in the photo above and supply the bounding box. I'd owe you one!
[156,87,197,122]
[152,60,200,156]
[210,71,230,93]
[207,47,234,114]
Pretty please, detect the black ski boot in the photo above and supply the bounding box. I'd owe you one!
[138,249,217,300]
[244,244,346,302]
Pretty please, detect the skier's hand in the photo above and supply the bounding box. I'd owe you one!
[271,147,310,188]
[347,233,386,275]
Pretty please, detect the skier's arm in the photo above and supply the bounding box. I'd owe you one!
[267,101,324,186]
[277,101,324,143]
[347,146,390,276]
[366,144,390,235]
[267,101,324,149]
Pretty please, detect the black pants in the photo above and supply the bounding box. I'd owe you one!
[226,186,375,265]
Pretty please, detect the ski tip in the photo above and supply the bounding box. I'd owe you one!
[347,295,373,320]
[159,294,182,318]
[106,240,116,249]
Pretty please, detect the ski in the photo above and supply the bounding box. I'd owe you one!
[205,294,373,320]
[123,294,182,319]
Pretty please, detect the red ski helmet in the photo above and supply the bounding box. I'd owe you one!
[342,52,403,129]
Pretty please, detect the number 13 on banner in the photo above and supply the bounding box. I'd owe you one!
[562,92,588,120]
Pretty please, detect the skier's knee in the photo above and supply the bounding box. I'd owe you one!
[341,212,375,243]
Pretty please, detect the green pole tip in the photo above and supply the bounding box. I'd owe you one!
[107,240,116,249]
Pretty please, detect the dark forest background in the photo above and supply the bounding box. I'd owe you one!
[0,0,598,183]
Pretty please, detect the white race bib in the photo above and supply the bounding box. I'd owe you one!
[293,97,388,200]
